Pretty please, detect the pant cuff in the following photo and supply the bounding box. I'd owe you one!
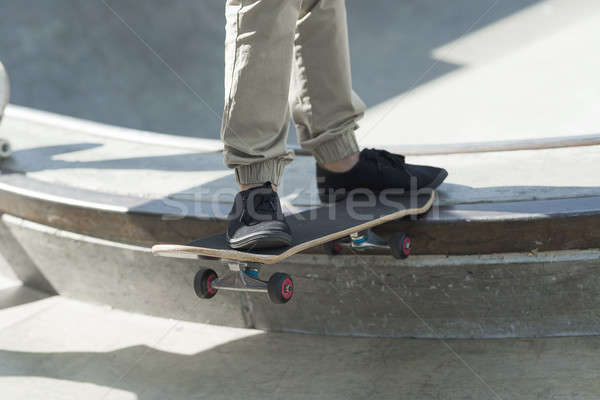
[312,131,359,164]
[235,156,292,187]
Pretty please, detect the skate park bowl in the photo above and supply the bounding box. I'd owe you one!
[1,0,600,338]
[1,104,600,339]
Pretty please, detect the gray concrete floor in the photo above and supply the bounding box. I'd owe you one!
[358,0,600,147]
[1,0,599,146]
[1,278,599,400]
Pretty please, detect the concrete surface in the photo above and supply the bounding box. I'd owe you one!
[358,1,600,148]
[3,212,600,339]
[0,214,247,329]
[1,285,600,400]
[2,108,600,210]
[1,0,599,148]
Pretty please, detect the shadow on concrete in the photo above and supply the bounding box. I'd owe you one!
[6,144,227,173]
[11,144,600,210]
[1,332,599,399]
[0,216,57,295]
[6,142,600,227]
[1,0,545,137]
[0,335,487,399]
[0,285,51,310]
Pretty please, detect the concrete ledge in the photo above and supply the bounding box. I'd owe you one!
[3,106,600,208]
[0,214,247,328]
[0,173,229,246]
[1,106,600,338]
[2,213,599,339]
[252,251,600,338]
[2,172,600,256]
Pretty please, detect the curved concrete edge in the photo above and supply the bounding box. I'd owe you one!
[5,105,224,153]
[2,172,600,253]
[380,133,600,156]
[0,173,230,246]
[1,212,599,339]
[254,251,600,338]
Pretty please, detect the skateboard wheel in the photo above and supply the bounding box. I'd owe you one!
[194,268,218,299]
[324,240,343,255]
[268,273,294,304]
[390,233,411,259]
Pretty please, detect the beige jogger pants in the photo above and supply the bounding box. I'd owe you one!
[221,0,366,186]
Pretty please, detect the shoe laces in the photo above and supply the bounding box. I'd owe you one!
[362,148,406,173]
[241,188,279,225]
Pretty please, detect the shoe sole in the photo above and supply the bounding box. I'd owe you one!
[318,168,449,204]
[227,231,293,251]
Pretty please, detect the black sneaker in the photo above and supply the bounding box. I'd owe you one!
[226,182,292,250]
[316,148,448,203]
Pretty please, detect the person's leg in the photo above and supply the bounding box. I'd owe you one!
[290,0,366,171]
[221,0,300,190]
[291,0,448,202]
[222,0,300,249]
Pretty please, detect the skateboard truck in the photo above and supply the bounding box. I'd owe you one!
[193,260,294,304]
[325,230,412,259]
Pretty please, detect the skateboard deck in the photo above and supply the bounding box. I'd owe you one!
[152,190,435,264]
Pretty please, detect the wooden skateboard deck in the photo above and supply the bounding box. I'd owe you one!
[152,190,435,264]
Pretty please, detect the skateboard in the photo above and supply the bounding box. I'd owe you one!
[0,61,11,159]
[152,190,435,304]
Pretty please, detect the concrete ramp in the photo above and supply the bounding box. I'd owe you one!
[1,0,600,338]
[1,107,599,338]
[2,291,599,399]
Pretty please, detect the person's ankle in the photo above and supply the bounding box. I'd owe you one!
[239,182,278,192]
[320,152,359,173]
